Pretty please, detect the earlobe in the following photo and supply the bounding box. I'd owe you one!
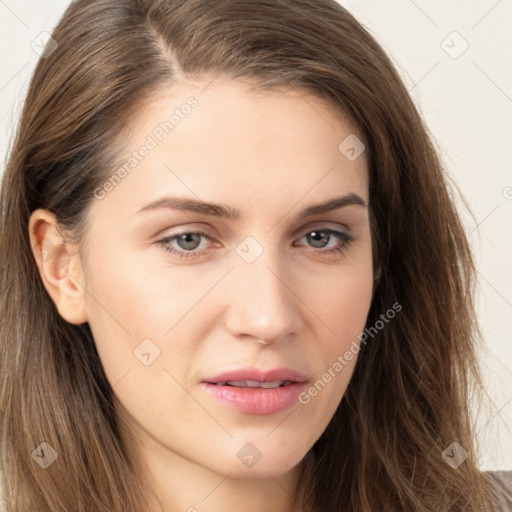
[28,209,88,325]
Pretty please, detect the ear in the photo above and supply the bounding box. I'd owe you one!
[28,209,88,325]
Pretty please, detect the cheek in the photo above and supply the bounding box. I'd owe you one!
[295,258,374,426]
[82,241,212,397]
[83,238,178,336]
[312,255,375,348]
[81,243,164,384]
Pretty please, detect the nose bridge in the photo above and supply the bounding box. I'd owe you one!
[224,235,302,343]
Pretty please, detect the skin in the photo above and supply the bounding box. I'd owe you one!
[29,78,374,512]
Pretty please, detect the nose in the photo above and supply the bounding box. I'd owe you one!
[223,244,304,345]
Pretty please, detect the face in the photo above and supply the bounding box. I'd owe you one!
[77,78,373,480]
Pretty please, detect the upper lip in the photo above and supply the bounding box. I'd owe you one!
[202,367,309,384]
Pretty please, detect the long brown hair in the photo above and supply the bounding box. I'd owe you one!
[0,0,509,510]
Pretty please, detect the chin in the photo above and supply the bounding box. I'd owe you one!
[207,435,310,479]
[226,456,305,480]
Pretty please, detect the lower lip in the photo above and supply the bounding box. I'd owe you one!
[200,382,307,415]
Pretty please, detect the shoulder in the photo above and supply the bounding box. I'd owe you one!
[484,470,512,511]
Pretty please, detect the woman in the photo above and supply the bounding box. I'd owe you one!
[0,0,510,510]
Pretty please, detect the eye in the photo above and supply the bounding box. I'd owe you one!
[294,228,355,257]
[157,230,215,259]
[156,227,355,260]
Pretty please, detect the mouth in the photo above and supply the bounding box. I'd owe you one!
[210,379,295,388]
[201,367,309,415]
[202,367,309,386]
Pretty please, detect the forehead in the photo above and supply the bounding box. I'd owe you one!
[126,77,366,162]
[91,77,369,221]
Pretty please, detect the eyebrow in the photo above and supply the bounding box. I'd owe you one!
[135,192,367,220]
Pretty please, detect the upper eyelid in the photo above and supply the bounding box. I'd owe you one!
[160,220,352,238]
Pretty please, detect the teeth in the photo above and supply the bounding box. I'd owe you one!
[215,379,289,388]
[260,380,289,388]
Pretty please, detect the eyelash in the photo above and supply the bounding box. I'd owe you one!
[156,228,355,260]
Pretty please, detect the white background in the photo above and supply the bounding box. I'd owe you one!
[0,0,510,470]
